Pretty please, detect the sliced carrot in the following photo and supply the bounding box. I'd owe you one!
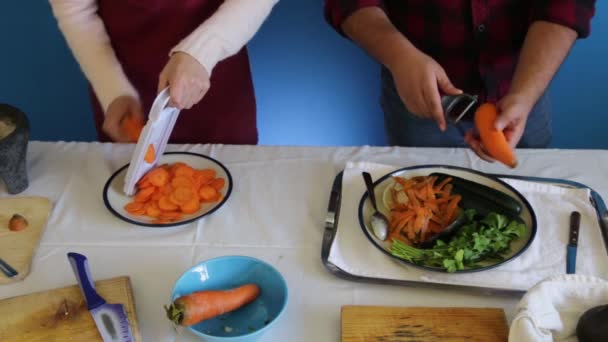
[125,202,144,213]
[145,144,156,163]
[174,165,195,178]
[209,178,225,191]
[137,180,154,190]
[159,196,179,211]
[198,186,218,202]
[195,169,216,184]
[145,201,162,218]
[180,197,201,214]
[151,188,163,201]
[135,186,155,203]
[170,186,195,206]
[171,176,194,188]
[148,167,170,187]
[159,211,183,221]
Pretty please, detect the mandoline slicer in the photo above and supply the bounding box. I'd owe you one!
[123,88,180,196]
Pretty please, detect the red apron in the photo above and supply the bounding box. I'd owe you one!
[91,0,258,144]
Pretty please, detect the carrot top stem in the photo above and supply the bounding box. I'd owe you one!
[164,303,186,325]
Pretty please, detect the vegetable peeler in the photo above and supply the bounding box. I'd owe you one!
[123,88,181,196]
[442,93,479,123]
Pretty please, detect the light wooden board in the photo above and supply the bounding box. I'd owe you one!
[0,276,141,342]
[342,305,509,342]
[0,196,52,283]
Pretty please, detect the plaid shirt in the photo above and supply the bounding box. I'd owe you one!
[325,0,596,103]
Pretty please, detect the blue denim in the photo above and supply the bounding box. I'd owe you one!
[380,68,552,148]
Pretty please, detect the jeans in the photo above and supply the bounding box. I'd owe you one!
[380,68,553,148]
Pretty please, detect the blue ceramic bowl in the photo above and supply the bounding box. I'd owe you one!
[171,256,288,342]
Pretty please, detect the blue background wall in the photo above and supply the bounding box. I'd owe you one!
[0,1,605,148]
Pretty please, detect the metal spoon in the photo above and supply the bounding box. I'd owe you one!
[362,172,388,241]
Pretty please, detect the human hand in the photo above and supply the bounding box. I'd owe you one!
[389,50,462,131]
[158,52,210,110]
[465,94,534,161]
[104,95,144,143]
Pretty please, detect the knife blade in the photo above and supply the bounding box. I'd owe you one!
[567,211,581,274]
[67,252,134,342]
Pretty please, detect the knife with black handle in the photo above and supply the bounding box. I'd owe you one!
[567,211,581,274]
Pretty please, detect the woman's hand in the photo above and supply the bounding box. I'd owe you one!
[158,52,210,110]
[104,95,144,142]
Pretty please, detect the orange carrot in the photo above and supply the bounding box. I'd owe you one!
[128,162,226,223]
[144,144,156,163]
[180,197,201,214]
[474,103,518,168]
[209,178,225,192]
[122,115,144,142]
[198,186,218,202]
[174,165,195,178]
[125,202,144,213]
[158,196,179,211]
[164,284,260,326]
[8,214,28,231]
[171,176,194,188]
[170,187,195,206]
[148,168,170,187]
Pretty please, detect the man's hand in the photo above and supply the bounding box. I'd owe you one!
[341,7,461,131]
[158,52,210,110]
[465,93,534,161]
[104,95,144,142]
[389,50,462,131]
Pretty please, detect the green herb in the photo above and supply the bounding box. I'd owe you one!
[390,209,526,272]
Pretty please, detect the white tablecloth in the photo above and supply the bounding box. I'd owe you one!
[1,142,608,341]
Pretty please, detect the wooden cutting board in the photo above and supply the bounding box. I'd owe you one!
[0,276,141,342]
[342,305,509,342]
[0,196,52,284]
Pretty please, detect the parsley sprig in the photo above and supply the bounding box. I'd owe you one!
[390,209,526,272]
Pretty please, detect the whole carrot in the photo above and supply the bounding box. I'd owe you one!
[474,103,518,168]
[165,284,260,326]
[122,115,144,143]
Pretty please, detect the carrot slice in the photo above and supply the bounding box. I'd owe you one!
[160,211,183,219]
[146,201,162,218]
[135,187,155,203]
[125,202,144,213]
[174,165,195,178]
[159,196,179,211]
[171,176,194,188]
[151,188,163,201]
[209,178,225,191]
[148,167,170,187]
[180,197,201,214]
[170,187,195,206]
[198,186,218,202]
[145,144,156,163]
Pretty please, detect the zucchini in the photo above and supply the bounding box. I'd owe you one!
[430,172,522,217]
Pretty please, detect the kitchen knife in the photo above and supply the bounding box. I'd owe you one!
[567,211,581,274]
[67,252,134,342]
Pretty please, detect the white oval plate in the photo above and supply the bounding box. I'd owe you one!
[359,165,537,273]
[103,152,232,227]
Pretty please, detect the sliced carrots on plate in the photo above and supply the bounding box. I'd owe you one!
[124,162,225,224]
[386,175,461,245]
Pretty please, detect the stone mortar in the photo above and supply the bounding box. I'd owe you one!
[0,104,30,194]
